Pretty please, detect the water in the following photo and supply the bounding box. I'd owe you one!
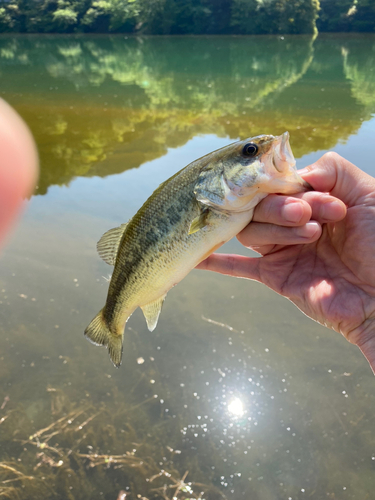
[0,34,375,499]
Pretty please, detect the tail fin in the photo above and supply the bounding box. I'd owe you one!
[84,309,123,368]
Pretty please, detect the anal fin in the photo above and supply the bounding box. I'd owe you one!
[141,294,167,332]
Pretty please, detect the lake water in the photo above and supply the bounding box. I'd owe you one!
[0,34,375,500]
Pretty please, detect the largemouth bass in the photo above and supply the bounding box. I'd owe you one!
[85,132,310,367]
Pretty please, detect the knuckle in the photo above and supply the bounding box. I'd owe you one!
[237,228,250,246]
[322,151,342,164]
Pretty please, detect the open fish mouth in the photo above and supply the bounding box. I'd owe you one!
[270,131,296,173]
[271,131,313,191]
[274,131,295,170]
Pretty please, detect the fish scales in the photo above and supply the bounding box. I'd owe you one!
[85,132,311,367]
[107,161,206,316]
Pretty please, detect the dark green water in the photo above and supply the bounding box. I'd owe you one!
[0,34,375,500]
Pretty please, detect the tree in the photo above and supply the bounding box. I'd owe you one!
[317,0,354,32]
[350,0,375,32]
[231,0,319,35]
[53,3,79,32]
[81,0,139,32]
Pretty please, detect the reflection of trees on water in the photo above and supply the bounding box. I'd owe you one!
[0,35,374,194]
[45,37,316,111]
[342,39,375,110]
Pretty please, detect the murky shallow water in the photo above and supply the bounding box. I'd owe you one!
[0,34,375,499]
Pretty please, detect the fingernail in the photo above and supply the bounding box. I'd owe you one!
[320,201,345,221]
[282,202,304,223]
[296,222,320,238]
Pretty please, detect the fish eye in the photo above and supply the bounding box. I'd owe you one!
[242,143,258,157]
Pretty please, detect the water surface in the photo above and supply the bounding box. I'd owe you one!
[0,34,375,500]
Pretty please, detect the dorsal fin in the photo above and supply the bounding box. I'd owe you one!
[140,294,167,332]
[97,222,129,266]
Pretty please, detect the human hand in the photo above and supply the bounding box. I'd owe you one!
[197,152,375,374]
[0,98,38,245]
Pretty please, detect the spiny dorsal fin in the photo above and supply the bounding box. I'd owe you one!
[188,208,210,235]
[141,294,167,332]
[97,222,129,266]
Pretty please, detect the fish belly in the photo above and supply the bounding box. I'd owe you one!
[131,208,254,309]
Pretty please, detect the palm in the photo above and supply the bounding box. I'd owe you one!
[258,203,375,346]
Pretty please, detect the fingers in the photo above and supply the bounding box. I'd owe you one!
[237,221,321,251]
[0,99,38,245]
[298,152,375,207]
[246,191,345,252]
[196,253,260,280]
[293,191,346,223]
[253,195,311,226]
[253,192,346,226]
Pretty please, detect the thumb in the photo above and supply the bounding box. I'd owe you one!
[0,99,38,245]
[299,152,375,208]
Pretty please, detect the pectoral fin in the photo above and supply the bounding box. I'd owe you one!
[97,222,129,266]
[141,294,167,332]
[188,209,209,235]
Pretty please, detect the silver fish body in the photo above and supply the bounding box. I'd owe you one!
[85,132,310,367]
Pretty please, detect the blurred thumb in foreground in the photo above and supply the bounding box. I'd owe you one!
[0,98,38,246]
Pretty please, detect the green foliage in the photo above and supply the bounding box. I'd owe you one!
[318,0,375,33]
[134,0,174,34]
[350,0,375,32]
[81,0,139,32]
[231,0,319,35]
[0,0,320,34]
[53,6,78,32]
[317,0,354,32]
[135,0,233,35]
[1,0,374,36]
[0,0,22,32]
[0,6,15,32]
[342,38,375,108]
[230,0,259,34]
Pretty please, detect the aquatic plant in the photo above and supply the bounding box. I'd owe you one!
[0,364,228,500]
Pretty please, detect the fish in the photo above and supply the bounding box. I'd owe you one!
[85,132,310,367]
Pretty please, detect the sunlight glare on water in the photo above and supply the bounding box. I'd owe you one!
[227,397,245,418]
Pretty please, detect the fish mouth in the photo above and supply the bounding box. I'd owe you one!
[271,132,312,192]
[273,131,296,171]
